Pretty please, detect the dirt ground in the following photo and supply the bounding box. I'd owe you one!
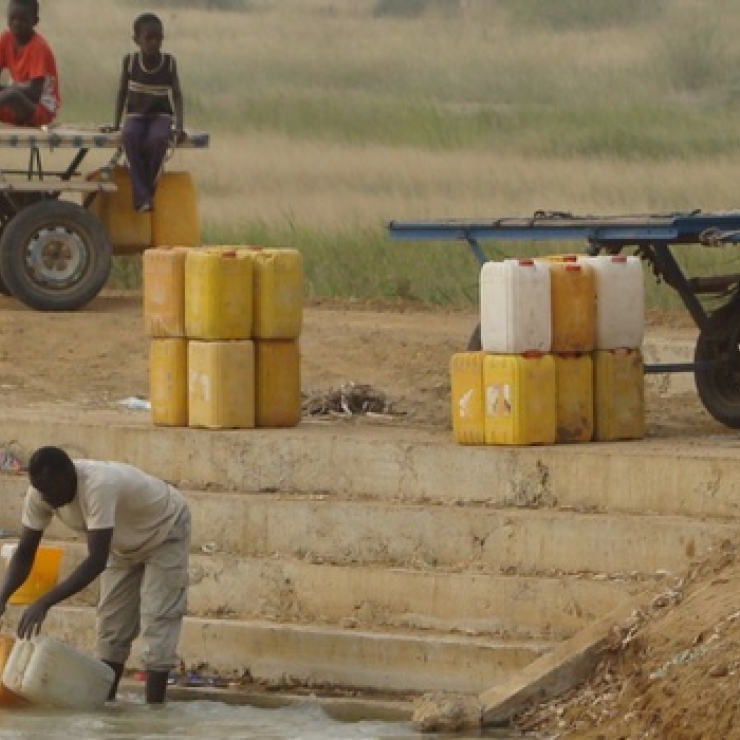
[1,292,740,738]
[516,540,740,740]
[0,289,728,437]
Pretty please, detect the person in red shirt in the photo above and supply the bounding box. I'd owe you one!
[0,0,60,127]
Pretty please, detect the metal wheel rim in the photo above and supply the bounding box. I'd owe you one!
[22,226,88,289]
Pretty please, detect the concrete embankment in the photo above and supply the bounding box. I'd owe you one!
[0,330,736,722]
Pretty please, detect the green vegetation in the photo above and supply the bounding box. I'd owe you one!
[50,0,740,311]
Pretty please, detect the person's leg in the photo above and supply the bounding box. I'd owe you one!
[121,117,154,210]
[140,505,191,704]
[97,555,144,700]
[0,87,38,125]
[103,660,126,700]
[140,115,173,201]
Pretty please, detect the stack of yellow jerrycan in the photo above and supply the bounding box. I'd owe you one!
[547,255,595,444]
[458,257,557,446]
[579,255,645,441]
[144,245,303,430]
[450,253,644,446]
[144,247,190,426]
[89,167,201,253]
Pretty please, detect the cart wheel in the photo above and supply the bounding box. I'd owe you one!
[694,322,740,429]
[467,322,482,351]
[0,200,111,311]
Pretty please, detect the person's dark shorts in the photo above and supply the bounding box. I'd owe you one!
[0,104,55,127]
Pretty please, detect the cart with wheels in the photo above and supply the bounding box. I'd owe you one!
[0,125,209,311]
[388,210,740,429]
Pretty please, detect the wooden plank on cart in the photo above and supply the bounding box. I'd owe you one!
[0,180,117,193]
[0,125,210,150]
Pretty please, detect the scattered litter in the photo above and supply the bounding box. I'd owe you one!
[169,672,229,688]
[649,644,714,680]
[0,442,26,473]
[201,542,219,554]
[302,382,404,419]
[117,397,151,411]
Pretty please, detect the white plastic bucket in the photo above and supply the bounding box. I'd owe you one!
[578,255,644,350]
[2,636,114,709]
[480,259,552,353]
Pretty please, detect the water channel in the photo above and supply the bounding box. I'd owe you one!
[0,695,544,740]
[0,694,534,739]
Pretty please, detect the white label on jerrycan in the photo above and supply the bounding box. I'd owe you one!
[480,259,552,353]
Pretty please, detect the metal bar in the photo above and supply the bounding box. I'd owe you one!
[388,212,740,247]
[466,237,488,266]
[61,149,89,181]
[389,223,682,244]
[644,361,718,374]
[26,147,41,179]
[645,244,710,330]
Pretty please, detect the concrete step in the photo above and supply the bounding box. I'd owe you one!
[0,605,554,695]
[1,479,733,577]
[0,369,723,699]
[48,541,648,640]
[3,408,740,518]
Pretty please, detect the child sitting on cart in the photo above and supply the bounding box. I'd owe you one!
[107,13,185,213]
[0,0,60,127]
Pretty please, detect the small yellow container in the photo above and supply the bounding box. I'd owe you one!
[188,339,255,429]
[593,348,645,441]
[554,353,594,443]
[185,249,253,340]
[143,247,189,337]
[2,544,63,606]
[484,353,557,446]
[255,339,301,427]
[549,261,595,353]
[252,248,304,339]
[450,352,486,445]
[152,171,201,248]
[149,338,188,427]
[89,166,151,254]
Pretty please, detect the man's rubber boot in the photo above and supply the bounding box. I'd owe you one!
[145,670,169,704]
[103,661,125,701]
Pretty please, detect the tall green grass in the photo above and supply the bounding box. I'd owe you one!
[47,0,740,311]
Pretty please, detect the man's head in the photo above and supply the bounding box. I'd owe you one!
[133,13,163,55]
[28,446,77,509]
[7,0,38,44]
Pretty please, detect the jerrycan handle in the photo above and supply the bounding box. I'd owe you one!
[2,637,35,693]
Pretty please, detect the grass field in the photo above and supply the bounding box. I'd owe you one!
[36,0,740,307]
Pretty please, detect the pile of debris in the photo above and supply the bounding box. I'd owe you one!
[302,382,403,420]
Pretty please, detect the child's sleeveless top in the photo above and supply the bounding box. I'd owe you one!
[126,52,176,116]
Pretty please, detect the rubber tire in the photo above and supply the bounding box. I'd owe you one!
[467,322,482,351]
[0,200,111,311]
[694,322,740,429]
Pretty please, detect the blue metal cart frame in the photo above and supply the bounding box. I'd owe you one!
[388,210,740,428]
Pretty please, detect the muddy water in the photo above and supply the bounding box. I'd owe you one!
[0,696,527,739]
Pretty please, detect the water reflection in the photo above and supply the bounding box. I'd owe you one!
[0,696,527,740]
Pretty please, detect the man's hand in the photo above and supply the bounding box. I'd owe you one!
[17,598,50,639]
